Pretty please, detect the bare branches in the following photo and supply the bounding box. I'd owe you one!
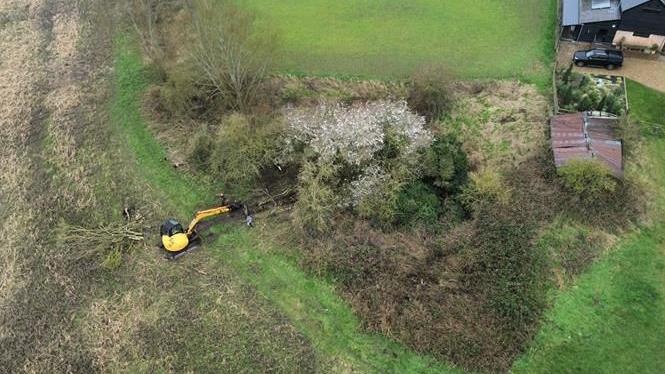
[55,219,145,265]
[190,0,274,112]
[127,0,164,63]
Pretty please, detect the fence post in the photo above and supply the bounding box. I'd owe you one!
[552,0,562,115]
[623,77,630,113]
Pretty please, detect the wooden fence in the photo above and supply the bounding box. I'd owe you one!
[551,0,563,115]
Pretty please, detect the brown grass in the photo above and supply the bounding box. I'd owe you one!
[446,81,549,172]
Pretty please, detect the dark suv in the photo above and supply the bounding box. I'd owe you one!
[573,49,624,70]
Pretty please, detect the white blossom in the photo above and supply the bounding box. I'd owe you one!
[284,100,432,166]
[349,164,389,206]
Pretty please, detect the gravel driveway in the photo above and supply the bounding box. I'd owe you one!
[558,41,665,93]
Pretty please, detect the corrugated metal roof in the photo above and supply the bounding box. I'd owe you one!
[621,0,651,11]
[550,113,623,177]
[563,0,581,26]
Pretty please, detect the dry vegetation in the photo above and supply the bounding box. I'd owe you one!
[445,81,550,171]
[1,0,319,372]
[1,0,654,372]
[134,2,651,370]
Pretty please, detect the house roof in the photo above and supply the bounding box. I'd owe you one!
[580,0,622,24]
[621,0,651,11]
[551,112,623,177]
[563,0,622,26]
[562,0,658,26]
[563,0,581,26]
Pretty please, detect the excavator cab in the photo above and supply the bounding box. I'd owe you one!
[160,219,192,254]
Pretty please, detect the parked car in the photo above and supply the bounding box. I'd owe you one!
[573,49,624,70]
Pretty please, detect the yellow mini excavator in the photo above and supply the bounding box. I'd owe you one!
[159,194,253,260]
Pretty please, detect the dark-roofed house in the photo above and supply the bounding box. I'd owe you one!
[551,112,624,177]
[562,0,665,50]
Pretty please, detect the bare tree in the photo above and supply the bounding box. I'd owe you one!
[190,0,275,112]
[127,0,165,63]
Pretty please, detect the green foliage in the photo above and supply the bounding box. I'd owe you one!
[461,170,511,211]
[407,65,452,120]
[376,125,410,161]
[422,136,469,193]
[188,114,283,199]
[396,181,442,226]
[355,172,405,226]
[292,161,338,235]
[558,159,617,200]
[557,70,627,115]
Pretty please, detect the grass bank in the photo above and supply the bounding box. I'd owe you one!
[240,0,556,84]
[513,80,665,373]
[113,35,460,373]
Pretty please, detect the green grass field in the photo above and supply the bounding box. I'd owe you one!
[240,0,556,82]
[513,81,665,373]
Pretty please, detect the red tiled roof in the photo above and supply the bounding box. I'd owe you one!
[550,112,623,177]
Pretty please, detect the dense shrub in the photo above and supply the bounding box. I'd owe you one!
[407,65,452,121]
[188,114,282,199]
[395,181,442,226]
[558,159,617,200]
[557,70,626,115]
[159,64,205,118]
[284,101,433,229]
[422,135,469,193]
[292,161,338,235]
[350,164,404,225]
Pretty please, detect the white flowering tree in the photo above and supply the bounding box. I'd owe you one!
[284,100,431,166]
[284,100,433,228]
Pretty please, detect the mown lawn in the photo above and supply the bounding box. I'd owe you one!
[513,80,665,373]
[240,0,556,83]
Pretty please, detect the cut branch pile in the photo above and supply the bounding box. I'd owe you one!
[55,219,145,263]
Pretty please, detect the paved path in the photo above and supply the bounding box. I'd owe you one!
[558,41,665,93]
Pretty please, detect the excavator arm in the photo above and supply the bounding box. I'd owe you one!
[185,206,234,236]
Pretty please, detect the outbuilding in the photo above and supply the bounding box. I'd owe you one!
[550,112,624,177]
